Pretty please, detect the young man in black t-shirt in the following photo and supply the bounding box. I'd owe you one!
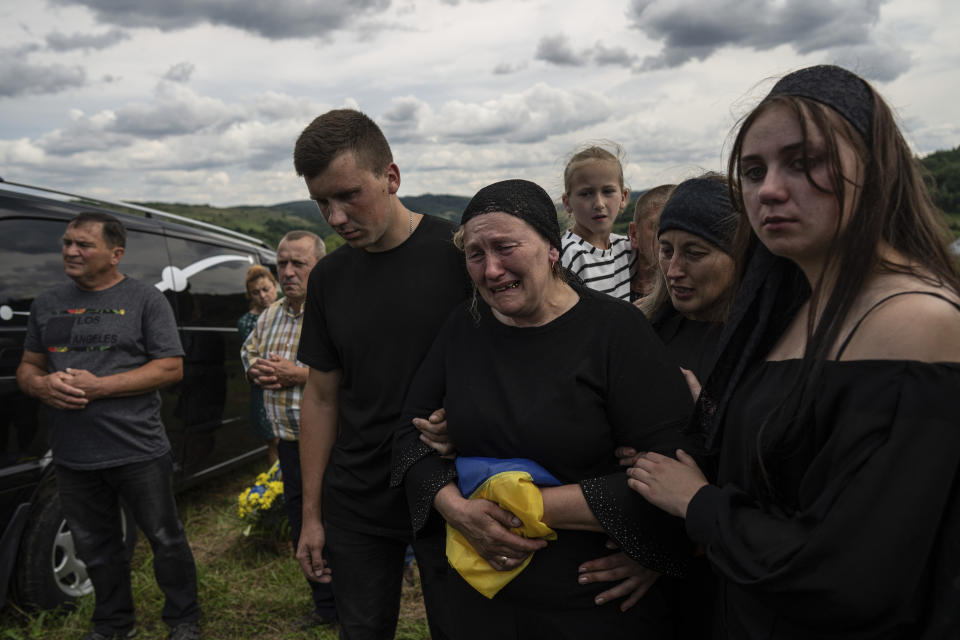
[292,109,469,640]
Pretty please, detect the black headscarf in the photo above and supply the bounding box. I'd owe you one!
[460,179,562,250]
[658,177,737,254]
[767,64,874,144]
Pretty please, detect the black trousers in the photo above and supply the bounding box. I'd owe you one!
[56,454,201,635]
[276,439,337,619]
[324,518,451,640]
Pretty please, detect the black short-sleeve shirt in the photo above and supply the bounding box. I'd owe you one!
[298,214,471,536]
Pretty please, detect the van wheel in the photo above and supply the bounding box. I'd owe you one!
[15,491,138,611]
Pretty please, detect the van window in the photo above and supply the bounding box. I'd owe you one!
[161,235,257,328]
[159,235,260,474]
[0,219,168,327]
[0,219,66,327]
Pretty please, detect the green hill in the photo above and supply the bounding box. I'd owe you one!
[135,201,327,249]
[922,145,960,234]
[133,189,678,249]
[134,194,474,251]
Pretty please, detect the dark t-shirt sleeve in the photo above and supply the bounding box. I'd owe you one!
[24,296,43,354]
[298,259,340,372]
[142,285,184,358]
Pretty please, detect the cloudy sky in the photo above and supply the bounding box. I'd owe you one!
[1,0,957,207]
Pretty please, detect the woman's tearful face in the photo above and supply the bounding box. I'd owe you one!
[463,212,561,327]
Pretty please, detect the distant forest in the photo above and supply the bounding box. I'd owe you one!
[139,146,960,251]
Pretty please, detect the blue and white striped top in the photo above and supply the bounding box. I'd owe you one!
[559,230,636,301]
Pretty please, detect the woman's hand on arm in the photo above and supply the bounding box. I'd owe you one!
[434,483,546,571]
[679,368,702,402]
[626,449,708,518]
[615,446,641,467]
[578,540,661,611]
[412,407,456,457]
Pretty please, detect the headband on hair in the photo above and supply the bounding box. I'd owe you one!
[658,177,737,254]
[460,179,562,249]
[767,65,874,143]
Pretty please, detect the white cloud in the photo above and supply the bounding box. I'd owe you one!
[102,81,244,138]
[535,35,588,66]
[434,84,613,144]
[593,43,638,67]
[0,50,86,97]
[28,76,327,173]
[45,27,129,51]
[49,0,391,39]
[379,84,613,148]
[163,61,195,83]
[0,0,954,207]
[628,0,908,80]
[0,137,46,165]
[380,96,431,143]
[492,62,524,75]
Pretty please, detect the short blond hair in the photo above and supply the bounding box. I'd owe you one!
[562,143,625,195]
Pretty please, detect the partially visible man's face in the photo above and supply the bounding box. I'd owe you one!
[638,212,661,266]
[629,206,663,269]
[61,222,123,288]
[276,237,319,304]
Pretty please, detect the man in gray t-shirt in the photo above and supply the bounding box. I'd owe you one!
[17,212,202,640]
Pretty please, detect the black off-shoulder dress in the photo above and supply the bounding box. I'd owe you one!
[687,358,960,639]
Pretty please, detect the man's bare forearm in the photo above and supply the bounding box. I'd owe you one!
[299,367,341,521]
[67,356,183,401]
[16,356,50,397]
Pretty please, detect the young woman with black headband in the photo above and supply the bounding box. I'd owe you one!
[627,65,960,638]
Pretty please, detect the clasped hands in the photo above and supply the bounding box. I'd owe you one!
[36,367,105,409]
[249,353,301,390]
[436,484,546,572]
[418,413,669,610]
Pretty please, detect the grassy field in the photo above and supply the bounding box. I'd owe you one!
[0,462,430,640]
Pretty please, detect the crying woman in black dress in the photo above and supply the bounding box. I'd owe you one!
[627,65,960,638]
[392,179,699,639]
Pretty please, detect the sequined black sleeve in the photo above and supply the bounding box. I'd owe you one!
[580,449,695,578]
[572,298,702,577]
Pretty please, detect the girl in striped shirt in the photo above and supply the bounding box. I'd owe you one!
[559,144,636,300]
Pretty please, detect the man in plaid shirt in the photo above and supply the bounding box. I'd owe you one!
[240,230,336,629]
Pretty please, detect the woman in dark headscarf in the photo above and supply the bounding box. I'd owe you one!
[639,173,737,382]
[392,179,699,639]
[627,65,960,638]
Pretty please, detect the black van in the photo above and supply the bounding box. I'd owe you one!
[0,179,276,611]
